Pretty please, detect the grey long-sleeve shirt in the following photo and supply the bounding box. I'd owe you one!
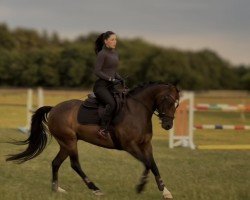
[94,46,122,81]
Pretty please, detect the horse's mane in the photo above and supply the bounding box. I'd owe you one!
[127,81,174,96]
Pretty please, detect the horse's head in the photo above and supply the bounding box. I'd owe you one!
[155,84,180,130]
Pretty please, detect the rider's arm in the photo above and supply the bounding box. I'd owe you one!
[94,51,111,81]
[115,72,123,80]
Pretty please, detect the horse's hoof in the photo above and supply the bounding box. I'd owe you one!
[92,190,104,196]
[57,187,67,193]
[136,184,145,193]
[52,187,67,193]
[163,187,173,199]
[52,182,67,193]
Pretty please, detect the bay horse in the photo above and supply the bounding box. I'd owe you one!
[6,82,179,199]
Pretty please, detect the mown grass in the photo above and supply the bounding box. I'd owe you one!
[0,89,250,200]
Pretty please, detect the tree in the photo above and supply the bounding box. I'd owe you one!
[0,25,246,90]
[0,23,16,50]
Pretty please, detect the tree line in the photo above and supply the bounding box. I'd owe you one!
[0,23,249,90]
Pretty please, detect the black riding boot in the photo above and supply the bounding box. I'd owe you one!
[98,105,112,139]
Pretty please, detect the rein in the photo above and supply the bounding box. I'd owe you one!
[126,93,175,119]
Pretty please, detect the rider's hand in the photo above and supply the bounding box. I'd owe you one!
[120,78,125,86]
[111,78,121,85]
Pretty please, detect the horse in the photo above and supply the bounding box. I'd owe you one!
[6,82,180,199]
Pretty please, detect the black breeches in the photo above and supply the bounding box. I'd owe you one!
[93,79,116,127]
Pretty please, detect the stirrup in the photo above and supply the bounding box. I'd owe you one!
[97,128,109,139]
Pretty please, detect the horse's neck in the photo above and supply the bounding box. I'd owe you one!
[119,86,161,135]
[126,85,159,118]
[133,84,161,105]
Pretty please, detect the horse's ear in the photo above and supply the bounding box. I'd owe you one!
[172,79,180,87]
[172,79,181,93]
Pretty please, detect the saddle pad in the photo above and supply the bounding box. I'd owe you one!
[77,102,124,126]
[77,104,101,125]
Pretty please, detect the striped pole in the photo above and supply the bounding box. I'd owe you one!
[194,103,250,112]
[194,124,250,130]
[198,145,250,150]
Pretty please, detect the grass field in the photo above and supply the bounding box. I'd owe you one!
[0,89,250,200]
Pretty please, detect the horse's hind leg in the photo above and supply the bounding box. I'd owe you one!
[68,141,103,196]
[52,146,68,193]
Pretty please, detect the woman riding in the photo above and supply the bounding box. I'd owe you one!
[93,31,124,138]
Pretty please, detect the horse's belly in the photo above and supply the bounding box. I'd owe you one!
[76,124,116,149]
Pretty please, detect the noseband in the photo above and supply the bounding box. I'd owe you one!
[155,95,178,120]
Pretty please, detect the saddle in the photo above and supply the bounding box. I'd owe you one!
[77,88,127,126]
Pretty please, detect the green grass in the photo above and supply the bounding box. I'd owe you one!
[0,89,250,200]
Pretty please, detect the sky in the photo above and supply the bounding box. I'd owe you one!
[0,0,250,65]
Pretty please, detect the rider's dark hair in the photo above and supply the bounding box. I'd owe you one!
[94,31,115,55]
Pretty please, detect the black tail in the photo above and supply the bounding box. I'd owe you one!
[6,106,53,163]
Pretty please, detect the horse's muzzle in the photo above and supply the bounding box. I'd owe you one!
[162,121,173,130]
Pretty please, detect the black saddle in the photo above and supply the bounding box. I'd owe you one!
[77,89,126,125]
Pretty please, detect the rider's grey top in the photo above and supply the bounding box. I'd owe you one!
[94,46,122,81]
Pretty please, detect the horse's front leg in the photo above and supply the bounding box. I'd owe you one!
[140,143,173,199]
[127,141,173,199]
[126,141,151,193]
[150,155,173,199]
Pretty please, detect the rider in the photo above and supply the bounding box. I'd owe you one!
[93,31,124,138]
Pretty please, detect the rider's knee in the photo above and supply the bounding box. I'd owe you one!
[106,103,116,112]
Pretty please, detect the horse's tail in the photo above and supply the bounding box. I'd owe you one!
[6,106,53,163]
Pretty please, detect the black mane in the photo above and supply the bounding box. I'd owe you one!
[127,81,172,96]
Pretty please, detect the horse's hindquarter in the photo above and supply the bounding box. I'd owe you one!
[47,99,118,149]
[48,99,82,141]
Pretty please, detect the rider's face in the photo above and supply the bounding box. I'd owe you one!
[104,34,117,49]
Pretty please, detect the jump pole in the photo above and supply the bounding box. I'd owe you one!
[170,92,250,150]
[18,87,44,134]
[198,145,250,150]
[37,87,44,108]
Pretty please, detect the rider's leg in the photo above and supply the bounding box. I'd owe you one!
[94,88,116,136]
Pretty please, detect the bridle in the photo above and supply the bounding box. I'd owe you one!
[155,95,179,120]
[127,93,179,120]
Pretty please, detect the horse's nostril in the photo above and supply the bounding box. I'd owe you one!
[166,124,172,130]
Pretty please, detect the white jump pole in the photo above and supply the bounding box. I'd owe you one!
[27,89,33,129]
[18,88,44,134]
[38,87,44,108]
[18,89,33,133]
[189,92,195,149]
